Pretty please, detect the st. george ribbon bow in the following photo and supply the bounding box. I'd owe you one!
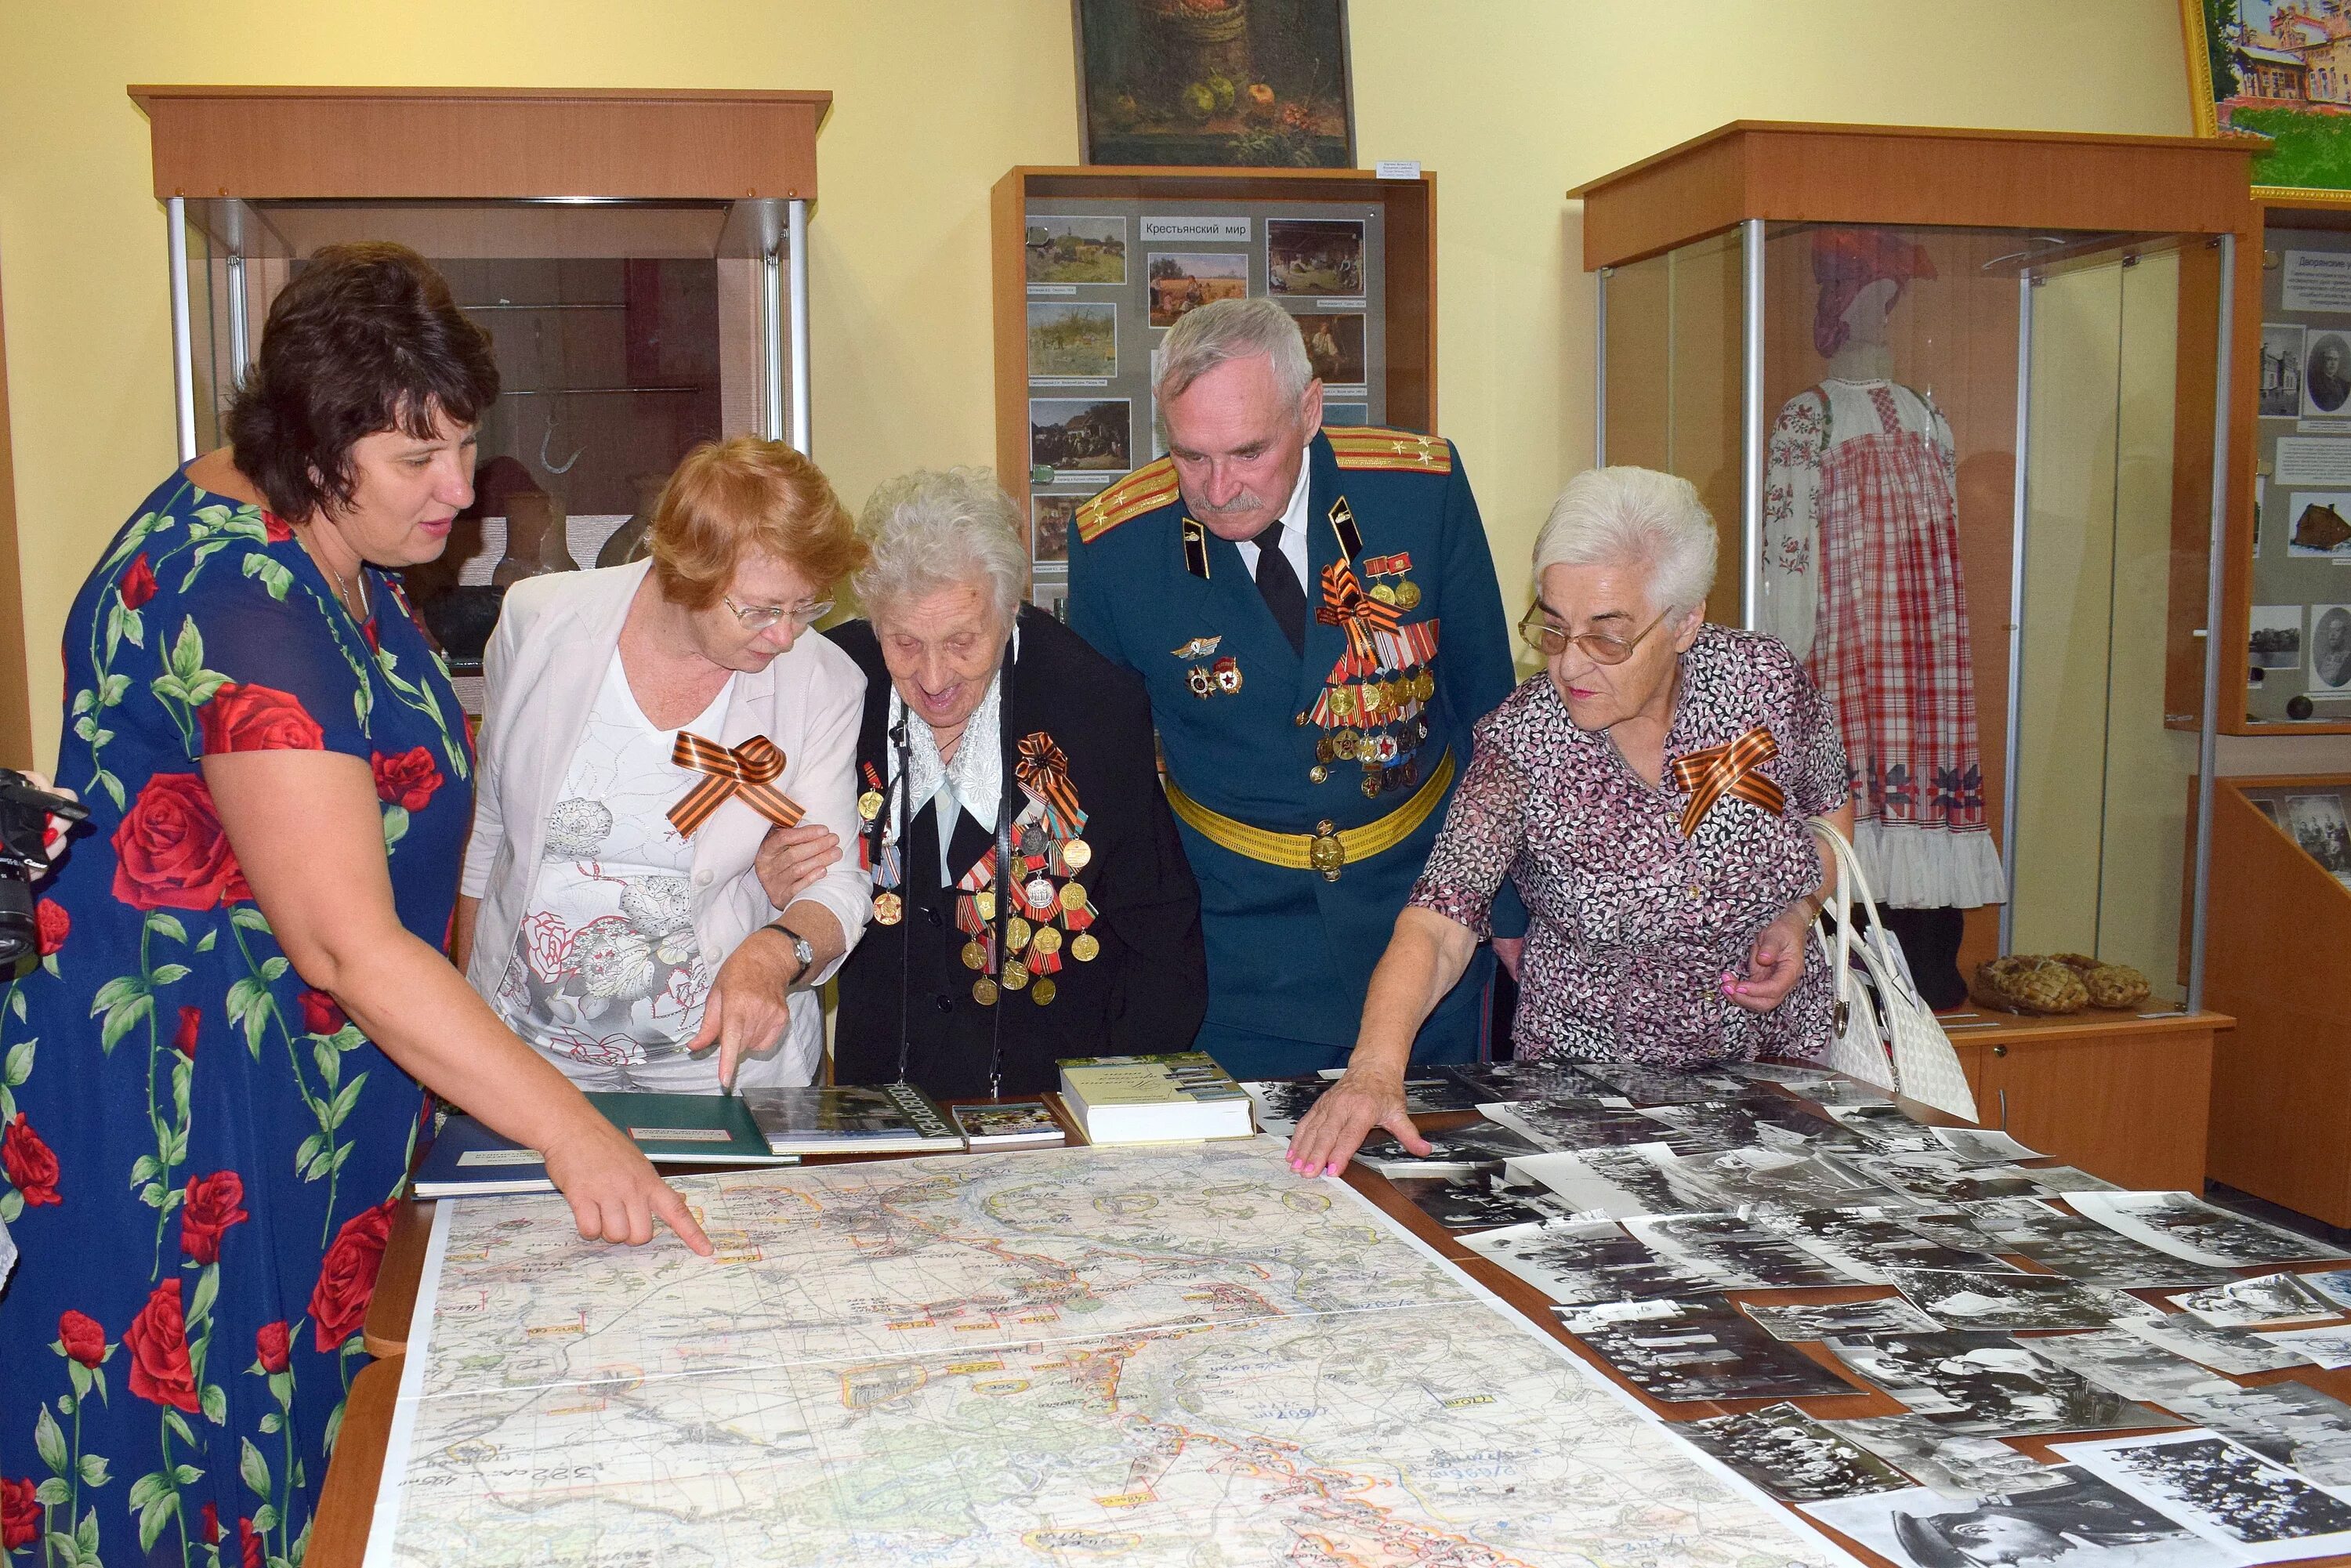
[668,732,805,837]
[1015,731,1085,836]
[1314,559,1400,666]
[1668,726,1786,838]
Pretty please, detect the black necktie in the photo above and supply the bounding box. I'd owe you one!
[1254,520,1306,657]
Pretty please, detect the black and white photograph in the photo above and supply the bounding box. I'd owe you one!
[1807,1078,1898,1109]
[1554,1295,1864,1403]
[1743,1296,1946,1342]
[2056,1430,2351,1562]
[1389,1169,1573,1233]
[1886,1266,2157,1332]
[2309,331,2351,417]
[1827,1415,2076,1501]
[1647,1144,1892,1214]
[2251,1322,2351,1370]
[1759,1206,2022,1287]
[2250,605,2304,674]
[1643,1095,1863,1153]
[1933,1126,2043,1164]
[2313,607,2351,693]
[1845,1150,2045,1205]
[1622,1211,1857,1289]
[2284,793,2351,876]
[1576,1061,1755,1105]
[1024,214,1128,284]
[1442,1058,1614,1102]
[2067,1190,2347,1269]
[2165,1271,2342,1329]
[2118,1312,2322,1378]
[1732,1060,1843,1091]
[1824,1332,2172,1436]
[2016,1164,2124,1195]
[2264,322,2309,418]
[1290,310,1365,385]
[1266,218,1364,296]
[1956,1198,2237,1288]
[2027,1330,2240,1406]
[1804,1468,2214,1568]
[1026,301,1118,378]
[1826,1103,1943,1152]
[2305,1268,2351,1312]
[1677,1403,1911,1503]
[2168,1383,2351,1490]
[1349,1117,1541,1176]
[1244,1074,1481,1134]
[1481,1098,1704,1153]
[1462,1217,1716,1305]
[1505,1146,1695,1219]
[1028,397,1132,473]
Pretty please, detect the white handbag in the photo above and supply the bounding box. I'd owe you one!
[1806,819,1980,1121]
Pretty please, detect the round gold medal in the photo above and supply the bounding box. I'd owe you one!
[1060,837,1092,870]
[1413,669,1436,701]
[1031,925,1063,956]
[1309,764,1328,784]
[972,977,999,1006]
[974,889,996,921]
[1006,916,1033,952]
[1059,882,1088,913]
[1071,932,1100,962]
[1001,958,1031,991]
[857,789,883,821]
[961,940,987,971]
[874,892,904,925]
[1395,581,1422,610]
[1331,728,1360,760]
[1361,772,1383,798]
[1031,977,1058,1005]
[1370,581,1398,606]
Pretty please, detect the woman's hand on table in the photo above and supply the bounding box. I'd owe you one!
[1724,904,1811,1012]
[688,928,803,1089]
[541,1112,713,1255]
[755,823,842,907]
[1287,1070,1429,1179]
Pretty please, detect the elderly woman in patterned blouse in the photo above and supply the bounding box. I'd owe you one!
[1290,466,1853,1174]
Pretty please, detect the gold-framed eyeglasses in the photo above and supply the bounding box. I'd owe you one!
[1517,605,1671,664]
[724,595,833,632]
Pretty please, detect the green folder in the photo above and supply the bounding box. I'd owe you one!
[581,1090,792,1164]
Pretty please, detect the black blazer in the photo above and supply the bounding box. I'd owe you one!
[825,607,1208,1099]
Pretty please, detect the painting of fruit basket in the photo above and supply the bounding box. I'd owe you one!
[1074,0,1354,167]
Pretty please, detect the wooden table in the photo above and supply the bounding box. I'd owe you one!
[316,1092,2349,1568]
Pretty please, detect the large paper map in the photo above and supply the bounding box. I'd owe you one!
[366,1138,1853,1566]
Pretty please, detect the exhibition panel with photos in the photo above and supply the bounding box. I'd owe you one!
[137,85,826,715]
[990,164,1433,614]
[1572,122,2259,1010]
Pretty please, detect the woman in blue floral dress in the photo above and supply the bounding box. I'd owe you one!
[0,244,706,1567]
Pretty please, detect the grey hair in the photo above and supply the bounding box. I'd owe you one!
[1531,466,1718,616]
[853,467,1027,628]
[1154,296,1313,406]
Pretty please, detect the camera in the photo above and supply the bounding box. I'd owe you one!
[0,770,87,965]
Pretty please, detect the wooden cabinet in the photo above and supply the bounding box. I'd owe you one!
[1938,1009,2227,1191]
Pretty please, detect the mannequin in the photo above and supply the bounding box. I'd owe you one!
[1761,229,2003,1007]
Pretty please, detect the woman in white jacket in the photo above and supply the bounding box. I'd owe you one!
[456,437,871,1091]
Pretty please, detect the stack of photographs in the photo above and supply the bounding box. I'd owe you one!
[1502,1147,1696,1219]
[1957,1197,2237,1287]
[1826,1414,2074,1501]
[2119,1312,2324,1376]
[1632,1144,1893,1214]
[1755,1206,2023,1287]
[1839,1150,2046,1205]
[1441,1059,1615,1102]
[2068,1190,2350,1269]
[1674,1403,1911,1503]
[1804,1466,2215,1567]
[1621,1211,1857,1289]
[1461,1217,1715,1305]
[1742,1297,1946,1342]
[1884,1267,2157,1332]
[1824,1103,1943,1153]
[2166,1384,2351,1488]
[2056,1430,2351,1563]
[1480,1099,1710,1153]
[1240,1074,1480,1135]
[1349,1119,1540,1176]
[2026,1329,2242,1406]
[1573,1061,1755,1104]
[1824,1331,2173,1436]
[1386,1169,1573,1232]
[1553,1295,1863,1402]
[1637,1096,1863,1155]
[2165,1272,2342,1328]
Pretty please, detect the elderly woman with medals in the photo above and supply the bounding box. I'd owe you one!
[1291,467,1854,1174]
[828,468,1207,1099]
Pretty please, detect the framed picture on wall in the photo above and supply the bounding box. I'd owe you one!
[1072,0,1354,168]
[2183,0,2351,201]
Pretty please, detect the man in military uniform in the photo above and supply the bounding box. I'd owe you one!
[1068,298,1520,1079]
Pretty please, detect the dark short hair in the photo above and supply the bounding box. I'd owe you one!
[224,242,499,522]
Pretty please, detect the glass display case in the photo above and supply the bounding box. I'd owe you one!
[1570,122,2259,1008]
[133,86,829,709]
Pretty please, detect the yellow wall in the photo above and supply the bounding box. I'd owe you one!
[0,0,2201,766]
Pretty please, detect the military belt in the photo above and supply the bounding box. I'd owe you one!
[1162,749,1454,882]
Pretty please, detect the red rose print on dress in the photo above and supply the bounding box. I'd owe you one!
[201,1501,221,1546]
[110,772,253,911]
[124,1277,201,1413]
[197,682,325,755]
[309,1199,397,1351]
[119,552,158,611]
[298,989,346,1037]
[255,1319,291,1374]
[237,1515,264,1568]
[1,1476,37,1551]
[34,897,67,957]
[56,1308,107,1367]
[1,1114,60,1207]
[179,1169,249,1264]
[370,746,444,812]
[174,1003,200,1058]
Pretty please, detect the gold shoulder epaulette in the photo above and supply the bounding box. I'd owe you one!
[1074,457,1179,544]
[1326,425,1454,475]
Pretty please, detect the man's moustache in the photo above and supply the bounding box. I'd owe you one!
[1196,492,1266,514]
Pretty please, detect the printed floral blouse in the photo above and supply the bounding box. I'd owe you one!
[0,471,471,1566]
[1407,625,1849,1066]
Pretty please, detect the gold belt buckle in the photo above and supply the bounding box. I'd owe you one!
[1309,819,1345,882]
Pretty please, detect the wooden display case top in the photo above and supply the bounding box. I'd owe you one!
[128,85,831,201]
[1936,1005,2233,1048]
[1568,121,2262,271]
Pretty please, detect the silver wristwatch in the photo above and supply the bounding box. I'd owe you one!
[770,922,814,984]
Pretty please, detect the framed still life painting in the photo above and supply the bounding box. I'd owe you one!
[1073,0,1354,167]
[2183,0,2351,200]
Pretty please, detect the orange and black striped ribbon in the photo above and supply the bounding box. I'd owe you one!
[1668,726,1785,838]
[1313,559,1401,664]
[667,732,804,837]
[1015,731,1085,835]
